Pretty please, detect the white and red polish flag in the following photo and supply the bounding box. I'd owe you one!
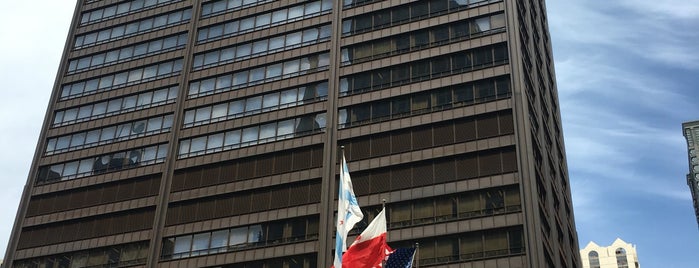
[342,207,393,267]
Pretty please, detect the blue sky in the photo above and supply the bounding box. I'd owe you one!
[548,0,699,267]
[1,1,698,267]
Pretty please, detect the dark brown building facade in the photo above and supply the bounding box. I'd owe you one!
[4,0,580,267]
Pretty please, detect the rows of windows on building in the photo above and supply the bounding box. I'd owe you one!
[15,181,523,267]
[160,184,520,258]
[43,0,511,182]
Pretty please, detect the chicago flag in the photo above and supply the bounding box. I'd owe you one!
[333,153,364,268]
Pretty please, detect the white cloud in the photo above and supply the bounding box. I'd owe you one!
[618,0,699,19]
[548,1,699,69]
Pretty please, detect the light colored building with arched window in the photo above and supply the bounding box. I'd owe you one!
[580,238,639,268]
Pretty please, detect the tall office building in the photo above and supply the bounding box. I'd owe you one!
[4,0,579,267]
[683,120,699,229]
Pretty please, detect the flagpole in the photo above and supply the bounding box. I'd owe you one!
[415,242,419,268]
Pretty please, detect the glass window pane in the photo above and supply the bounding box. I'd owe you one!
[127,69,143,83]
[70,132,87,147]
[100,126,117,141]
[211,103,228,119]
[152,89,168,103]
[190,136,207,153]
[252,40,268,54]
[200,78,215,93]
[53,111,64,125]
[210,230,229,251]
[249,67,265,83]
[63,161,79,177]
[257,124,276,142]
[283,60,300,75]
[122,95,137,109]
[223,20,239,35]
[242,126,259,143]
[106,99,121,113]
[157,144,168,160]
[78,159,93,175]
[195,106,212,122]
[56,136,71,150]
[473,17,490,33]
[272,10,287,23]
[248,225,263,243]
[63,108,78,122]
[262,93,279,109]
[315,113,326,128]
[228,100,244,115]
[268,36,285,51]
[255,13,271,27]
[207,133,224,150]
[173,236,192,255]
[266,63,283,78]
[77,106,93,119]
[216,75,232,90]
[220,47,235,62]
[84,79,99,93]
[286,31,302,46]
[190,233,211,255]
[232,71,248,86]
[280,89,297,105]
[77,57,91,70]
[302,28,318,42]
[204,51,219,66]
[179,139,190,156]
[163,36,178,49]
[146,117,163,132]
[277,119,294,136]
[237,43,252,59]
[85,130,101,145]
[229,227,248,246]
[245,96,262,112]
[224,130,241,147]
[240,17,255,31]
[288,5,303,19]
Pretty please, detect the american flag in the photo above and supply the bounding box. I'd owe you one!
[385,247,416,268]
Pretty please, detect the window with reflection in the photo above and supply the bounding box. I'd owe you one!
[616,248,628,268]
[342,13,504,65]
[339,76,510,127]
[80,0,182,25]
[74,9,192,49]
[389,227,523,266]
[61,59,183,100]
[188,53,329,98]
[375,185,520,229]
[201,0,275,18]
[342,0,497,35]
[197,0,332,43]
[178,113,326,158]
[68,33,187,74]
[46,114,173,155]
[162,216,319,260]
[340,43,507,96]
[53,86,177,127]
[13,242,149,268]
[193,25,331,70]
[184,82,328,127]
[36,144,168,184]
[588,251,600,268]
